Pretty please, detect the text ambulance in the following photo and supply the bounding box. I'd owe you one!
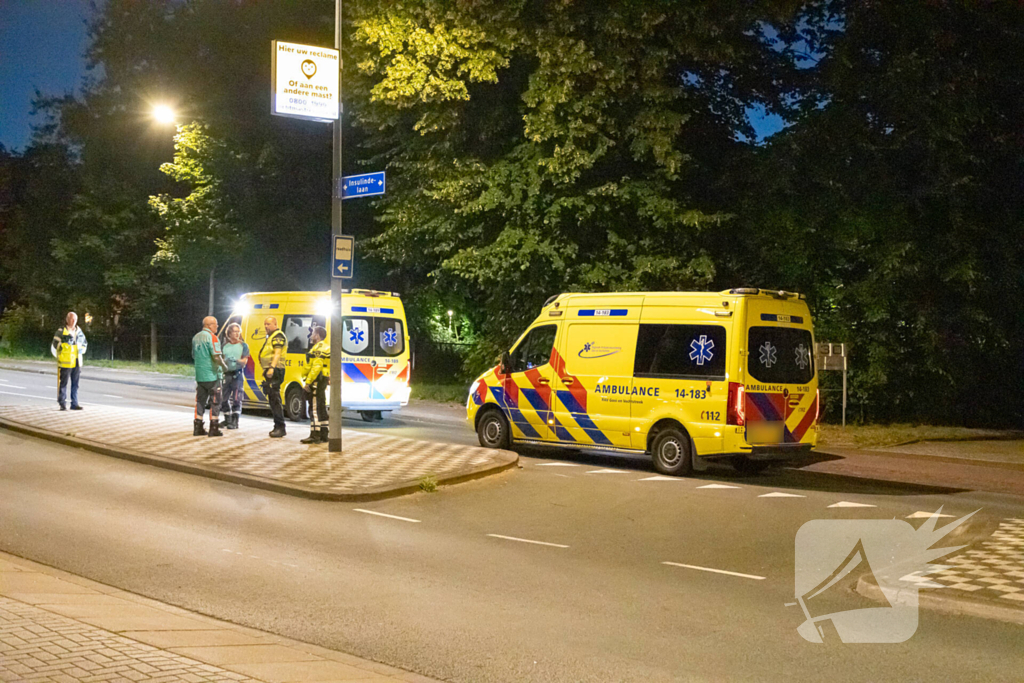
[225,290,411,422]
[467,289,819,475]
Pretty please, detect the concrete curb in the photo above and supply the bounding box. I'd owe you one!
[0,416,518,502]
[815,445,1024,472]
[855,574,1024,626]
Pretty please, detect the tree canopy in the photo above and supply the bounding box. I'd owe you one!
[0,0,1020,426]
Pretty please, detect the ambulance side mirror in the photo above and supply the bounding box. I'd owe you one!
[500,351,511,375]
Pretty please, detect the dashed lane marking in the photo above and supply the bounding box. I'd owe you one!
[586,469,627,474]
[0,383,26,389]
[828,501,877,508]
[667,565,765,581]
[487,534,569,549]
[103,394,125,399]
[758,492,806,498]
[696,484,742,489]
[638,475,680,481]
[354,509,421,523]
[0,390,52,400]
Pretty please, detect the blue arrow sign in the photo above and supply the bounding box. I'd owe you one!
[332,235,354,279]
[338,171,385,200]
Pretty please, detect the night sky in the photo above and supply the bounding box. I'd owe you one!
[0,0,781,152]
[1,0,95,151]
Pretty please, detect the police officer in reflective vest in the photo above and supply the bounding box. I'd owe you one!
[259,316,288,438]
[50,311,88,411]
[300,326,330,444]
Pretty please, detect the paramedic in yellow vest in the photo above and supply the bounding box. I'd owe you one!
[300,325,330,444]
[50,311,88,411]
[259,316,288,438]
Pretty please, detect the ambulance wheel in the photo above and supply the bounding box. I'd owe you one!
[477,409,510,449]
[284,385,305,422]
[360,410,383,422]
[651,428,692,476]
[733,456,769,475]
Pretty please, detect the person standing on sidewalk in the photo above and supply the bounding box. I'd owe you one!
[300,325,330,444]
[259,316,288,438]
[50,311,88,411]
[218,322,249,430]
[192,316,226,437]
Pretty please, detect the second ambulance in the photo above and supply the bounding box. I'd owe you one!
[467,288,819,475]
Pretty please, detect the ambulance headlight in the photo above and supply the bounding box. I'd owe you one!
[232,301,250,316]
[317,298,335,317]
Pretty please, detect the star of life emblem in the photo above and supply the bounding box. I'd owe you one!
[689,335,715,366]
[794,344,809,370]
[759,341,777,368]
[382,327,399,347]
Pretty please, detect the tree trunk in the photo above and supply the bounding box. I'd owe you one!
[150,321,158,365]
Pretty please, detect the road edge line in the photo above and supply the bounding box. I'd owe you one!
[855,573,1024,626]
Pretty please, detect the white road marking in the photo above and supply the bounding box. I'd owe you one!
[0,383,26,389]
[758,492,806,498]
[103,394,125,399]
[586,469,627,474]
[536,463,579,467]
[907,511,955,519]
[549,473,571,478]
[828,501,877,509]
[696,483,741,489]
[663,562,766,581]
[487,534,569,549]
[0,390,52,400]
[354,509,421,523]
[638,475,680,481]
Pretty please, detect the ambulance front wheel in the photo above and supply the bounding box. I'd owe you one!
[360,411,383,422]
[284,385,305,422]
[651,428,693,476]
[477,409,510,450]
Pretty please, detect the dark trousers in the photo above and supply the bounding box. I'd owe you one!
[262,367,285,427]
[195,380,222,421]
[307,377,328,428]
[221,371,245,417]
[57,365,80,408]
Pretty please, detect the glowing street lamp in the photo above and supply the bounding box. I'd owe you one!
[152,104,176,125]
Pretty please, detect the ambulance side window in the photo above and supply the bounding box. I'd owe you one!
[282,315,315,355]
[634,324,727,379]
[509,325,558,373]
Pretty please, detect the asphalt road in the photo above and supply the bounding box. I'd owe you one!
[1,364,1023,682]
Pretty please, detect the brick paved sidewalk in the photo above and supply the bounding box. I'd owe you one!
[0,552,437,683]
[0,405,515,501]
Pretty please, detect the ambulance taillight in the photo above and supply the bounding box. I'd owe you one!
[727,382,745,426]
[814,389,821,422]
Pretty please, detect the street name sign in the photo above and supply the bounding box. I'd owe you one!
[332,235,354,279]
[271,41,339,122]
[339,172,386,200]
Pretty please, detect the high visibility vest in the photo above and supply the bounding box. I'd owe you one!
[57,327,79,369]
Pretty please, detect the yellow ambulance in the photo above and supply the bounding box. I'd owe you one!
[467,288,819,475]
[225,289,411,422]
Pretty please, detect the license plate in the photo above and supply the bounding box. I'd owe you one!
[746,421,784,444]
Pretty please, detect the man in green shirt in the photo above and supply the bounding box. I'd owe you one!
[192,316,227,437]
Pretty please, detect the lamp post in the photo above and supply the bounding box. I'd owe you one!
[328,0,345,453]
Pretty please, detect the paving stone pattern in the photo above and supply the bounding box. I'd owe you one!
[0,405,511,495]
[926,518,1024,603]
[0,597,265,683]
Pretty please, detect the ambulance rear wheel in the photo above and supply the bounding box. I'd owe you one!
[477,409,510,449]
[284,385,305,422]
[360,410,383,422]
[651,428,693,476]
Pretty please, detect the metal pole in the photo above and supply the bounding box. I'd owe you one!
[328,0,343,453]
[208,267,215,316]
[150,321,158,365]
[842,355,848,428]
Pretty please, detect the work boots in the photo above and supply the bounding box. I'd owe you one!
[300,427,321,444]
[208,420,223,437]
[320,426,329,443]
[193,419,207,436]
[269,424,287,438]
[225,414,239,430]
